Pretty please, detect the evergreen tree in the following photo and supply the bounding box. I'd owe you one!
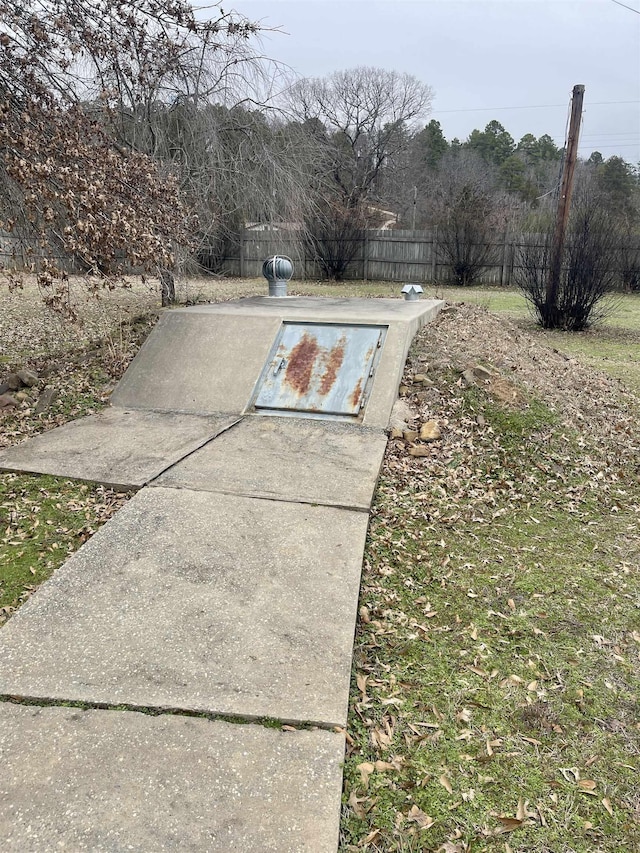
[413,119,449,172]
[467,120,515,166]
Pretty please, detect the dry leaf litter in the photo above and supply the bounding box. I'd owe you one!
[345,303,640,851]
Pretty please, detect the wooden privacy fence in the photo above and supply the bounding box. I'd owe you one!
[229,228,639,288]
[3,229,638,288]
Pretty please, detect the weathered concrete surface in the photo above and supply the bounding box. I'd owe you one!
[0,488,367,727]
[218,297,442,432]
[112,312,281,414]
[0,703,344,852]
[154,415,387,510]
[206,295,442,325]
[110,298,443,427]
[361,322,424,429]
[0,409,239,488]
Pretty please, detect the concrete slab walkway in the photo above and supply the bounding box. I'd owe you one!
[0,488,368,727]
[0,704,344,852]
[0,295,442,851]
[0,409,239,489]
[153,415,388,510]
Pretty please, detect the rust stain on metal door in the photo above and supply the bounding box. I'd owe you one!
[284,332,321,396]
[255,323,385,417]
[318,336,346,395]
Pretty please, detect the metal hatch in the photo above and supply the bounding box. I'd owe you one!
[254,322,386,417]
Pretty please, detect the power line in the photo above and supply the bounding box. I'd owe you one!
[578,142,640,149]
[610,0,640,13]
[580,132,640,138]
[558,137,639,143]
[432,100,640,114]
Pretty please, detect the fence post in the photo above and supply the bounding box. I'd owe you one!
[509,236,516,286]
[363,231,369,281]
[431,226,437,283]
[300,233,306,281]
[500,228,509,287]
[239,229,246,278]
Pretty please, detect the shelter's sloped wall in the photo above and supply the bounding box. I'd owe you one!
[112,311,281,415]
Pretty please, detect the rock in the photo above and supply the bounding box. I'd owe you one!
[15,391,30,402]
[389,427,405,439]
[0,373,21,393]
[40,364,60,379]
[403,429,419,443]
[488,377,522,404]
[399,385,411,397]
[420,420,441,441]
[35,386,59,413]
[473,365,493,382]
[476,414,486,427]
[388,399,414,432]
[409,445,431,457]
[412,373,429,384]
[0,393,17,409]
[461,369,476,387]
[16,368,39,387]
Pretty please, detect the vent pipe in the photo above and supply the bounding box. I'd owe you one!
[262,255,293,297]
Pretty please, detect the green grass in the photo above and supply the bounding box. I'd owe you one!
[343,495,640,850]
[536,327,640,396]
[0,474,131,621]
[340,353,640,851]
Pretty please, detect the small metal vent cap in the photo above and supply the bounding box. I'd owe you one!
[262,255,294,297]
[401,283,423,301]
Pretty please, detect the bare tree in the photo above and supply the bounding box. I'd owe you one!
[0,0,268,307]
[515,181,621,330]
[153,104,315,276]
[284,67,433,279]
[430,150,512,286]
[286,68,432,205]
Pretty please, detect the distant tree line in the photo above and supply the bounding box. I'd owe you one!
[1,2,638,328]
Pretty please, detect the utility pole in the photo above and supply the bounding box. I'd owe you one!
[545,84,585,322]
[411,185,417,230]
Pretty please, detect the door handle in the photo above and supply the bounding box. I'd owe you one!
[273,357,287,376]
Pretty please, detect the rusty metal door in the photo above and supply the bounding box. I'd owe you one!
[254,323,385,416]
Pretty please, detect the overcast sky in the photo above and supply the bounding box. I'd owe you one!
[233,0,640,163]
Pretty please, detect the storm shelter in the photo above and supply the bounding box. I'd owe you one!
[0,297,441,487]
[0,294,443,852]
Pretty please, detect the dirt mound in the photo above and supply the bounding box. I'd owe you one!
[407,303,639,463]
[377,302,640,538]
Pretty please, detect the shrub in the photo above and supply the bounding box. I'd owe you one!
[515,200,620,330]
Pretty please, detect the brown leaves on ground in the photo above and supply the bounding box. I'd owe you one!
[0,286,161,449]
[383,303,639,528]
[342,303,640,851]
